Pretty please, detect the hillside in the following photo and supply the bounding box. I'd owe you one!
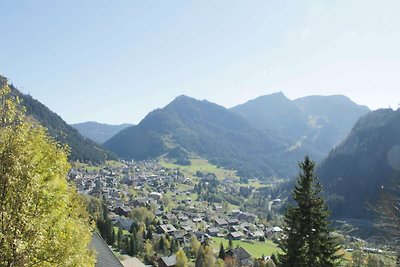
[0,76,115,164]
[317,108,400,219]
[72,121,133,144]
[104,95,308,178]
[231,92,370,157]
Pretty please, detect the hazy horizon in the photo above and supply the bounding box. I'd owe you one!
[1,1,400,124]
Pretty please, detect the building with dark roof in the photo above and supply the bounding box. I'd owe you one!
[157,254,176,267]
[90,232,123,267]
[226,247,252,266]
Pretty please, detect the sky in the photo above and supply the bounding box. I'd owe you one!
[1,1,400,124]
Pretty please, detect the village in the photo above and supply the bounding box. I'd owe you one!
[69,160,284,266]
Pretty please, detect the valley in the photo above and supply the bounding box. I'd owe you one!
[71,159,397,266]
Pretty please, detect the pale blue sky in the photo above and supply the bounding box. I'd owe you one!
[1,1,400,124]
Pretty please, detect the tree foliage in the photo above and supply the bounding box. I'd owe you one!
[0,83,94,266]
[176,249,189,267]
[279,156,341,267]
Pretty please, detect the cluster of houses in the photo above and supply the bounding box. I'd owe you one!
[69,160,284,266]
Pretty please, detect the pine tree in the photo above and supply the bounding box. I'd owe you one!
[228,239,233,250]
[170,239,179,254]
[219,243,225,260]
[279,156,341,267]
[117,228,124,250]
[195,246,205,267]
[146,228,153,240]
[129,231,138,256]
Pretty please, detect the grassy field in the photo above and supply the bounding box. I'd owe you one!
[160,158,238,180]
[72,161,102,171]
[211,237,281,258]
[72,160,125,172]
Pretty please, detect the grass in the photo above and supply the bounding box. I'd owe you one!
[72,161,102,172]
[106,160,125,168]
[72,160,125,172]
[211,237,281,258]
[160,158,238,180]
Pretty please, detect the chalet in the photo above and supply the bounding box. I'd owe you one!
[227,218,239,225]
[215,218,228,227]
[228,231,244,240]
[113,206,132,217]
[163,213,177,221]
[172,232,186,244]
[192,217,202,223]
[195,232,211,244]
[248,231,265,240]
[229,225,241,232]
[206,227,220,237]
[178,215,189,221]
[157,255,176,267]
[158,224,177,235]
[112,217,134,231]
[181,225,193,232]
[226,247,252,266]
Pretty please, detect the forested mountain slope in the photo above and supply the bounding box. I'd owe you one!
[0,75,115,164]
[318,108,400,219]
[104,95,308,177]
[72,121,133,144]
[231,92,370,157]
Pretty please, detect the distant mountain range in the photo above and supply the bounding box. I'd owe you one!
[231,92,370,157]
[72,121,133,144]
[104,93,368,178]
[104,95,295,177]
[318,108,400,219]
[0,75,115,164]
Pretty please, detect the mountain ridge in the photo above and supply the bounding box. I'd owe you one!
[317,108,400,219]
[104,95,305,178]
[231,92,370,157]
[0,75,115,164]
[72,121,134,144]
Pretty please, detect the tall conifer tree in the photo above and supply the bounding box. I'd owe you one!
[279,156,341,267]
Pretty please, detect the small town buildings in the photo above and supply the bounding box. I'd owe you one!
[157,255,176,267]
[215,218,228,227]
[206,227,219,237]
[113,206,132,217]
[158,224,177,235]
[228,231,244,240]
[226,247,252,266]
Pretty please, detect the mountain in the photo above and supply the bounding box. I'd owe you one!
[72,121,133,144]
[0,75,115,164]
[104,95,307,178]
[317,108,400,219]
[231,92,370,158]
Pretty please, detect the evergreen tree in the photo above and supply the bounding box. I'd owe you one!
[271,254,279,266]
[117,228,124,250]
[228,239,233,250]
[170,239,179,254]
[219,243,225,260]
[279,156,341,267]
[159,237,164,252]
[129,231,138,256]
[146,228,153,240]
[195,246,205,267]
